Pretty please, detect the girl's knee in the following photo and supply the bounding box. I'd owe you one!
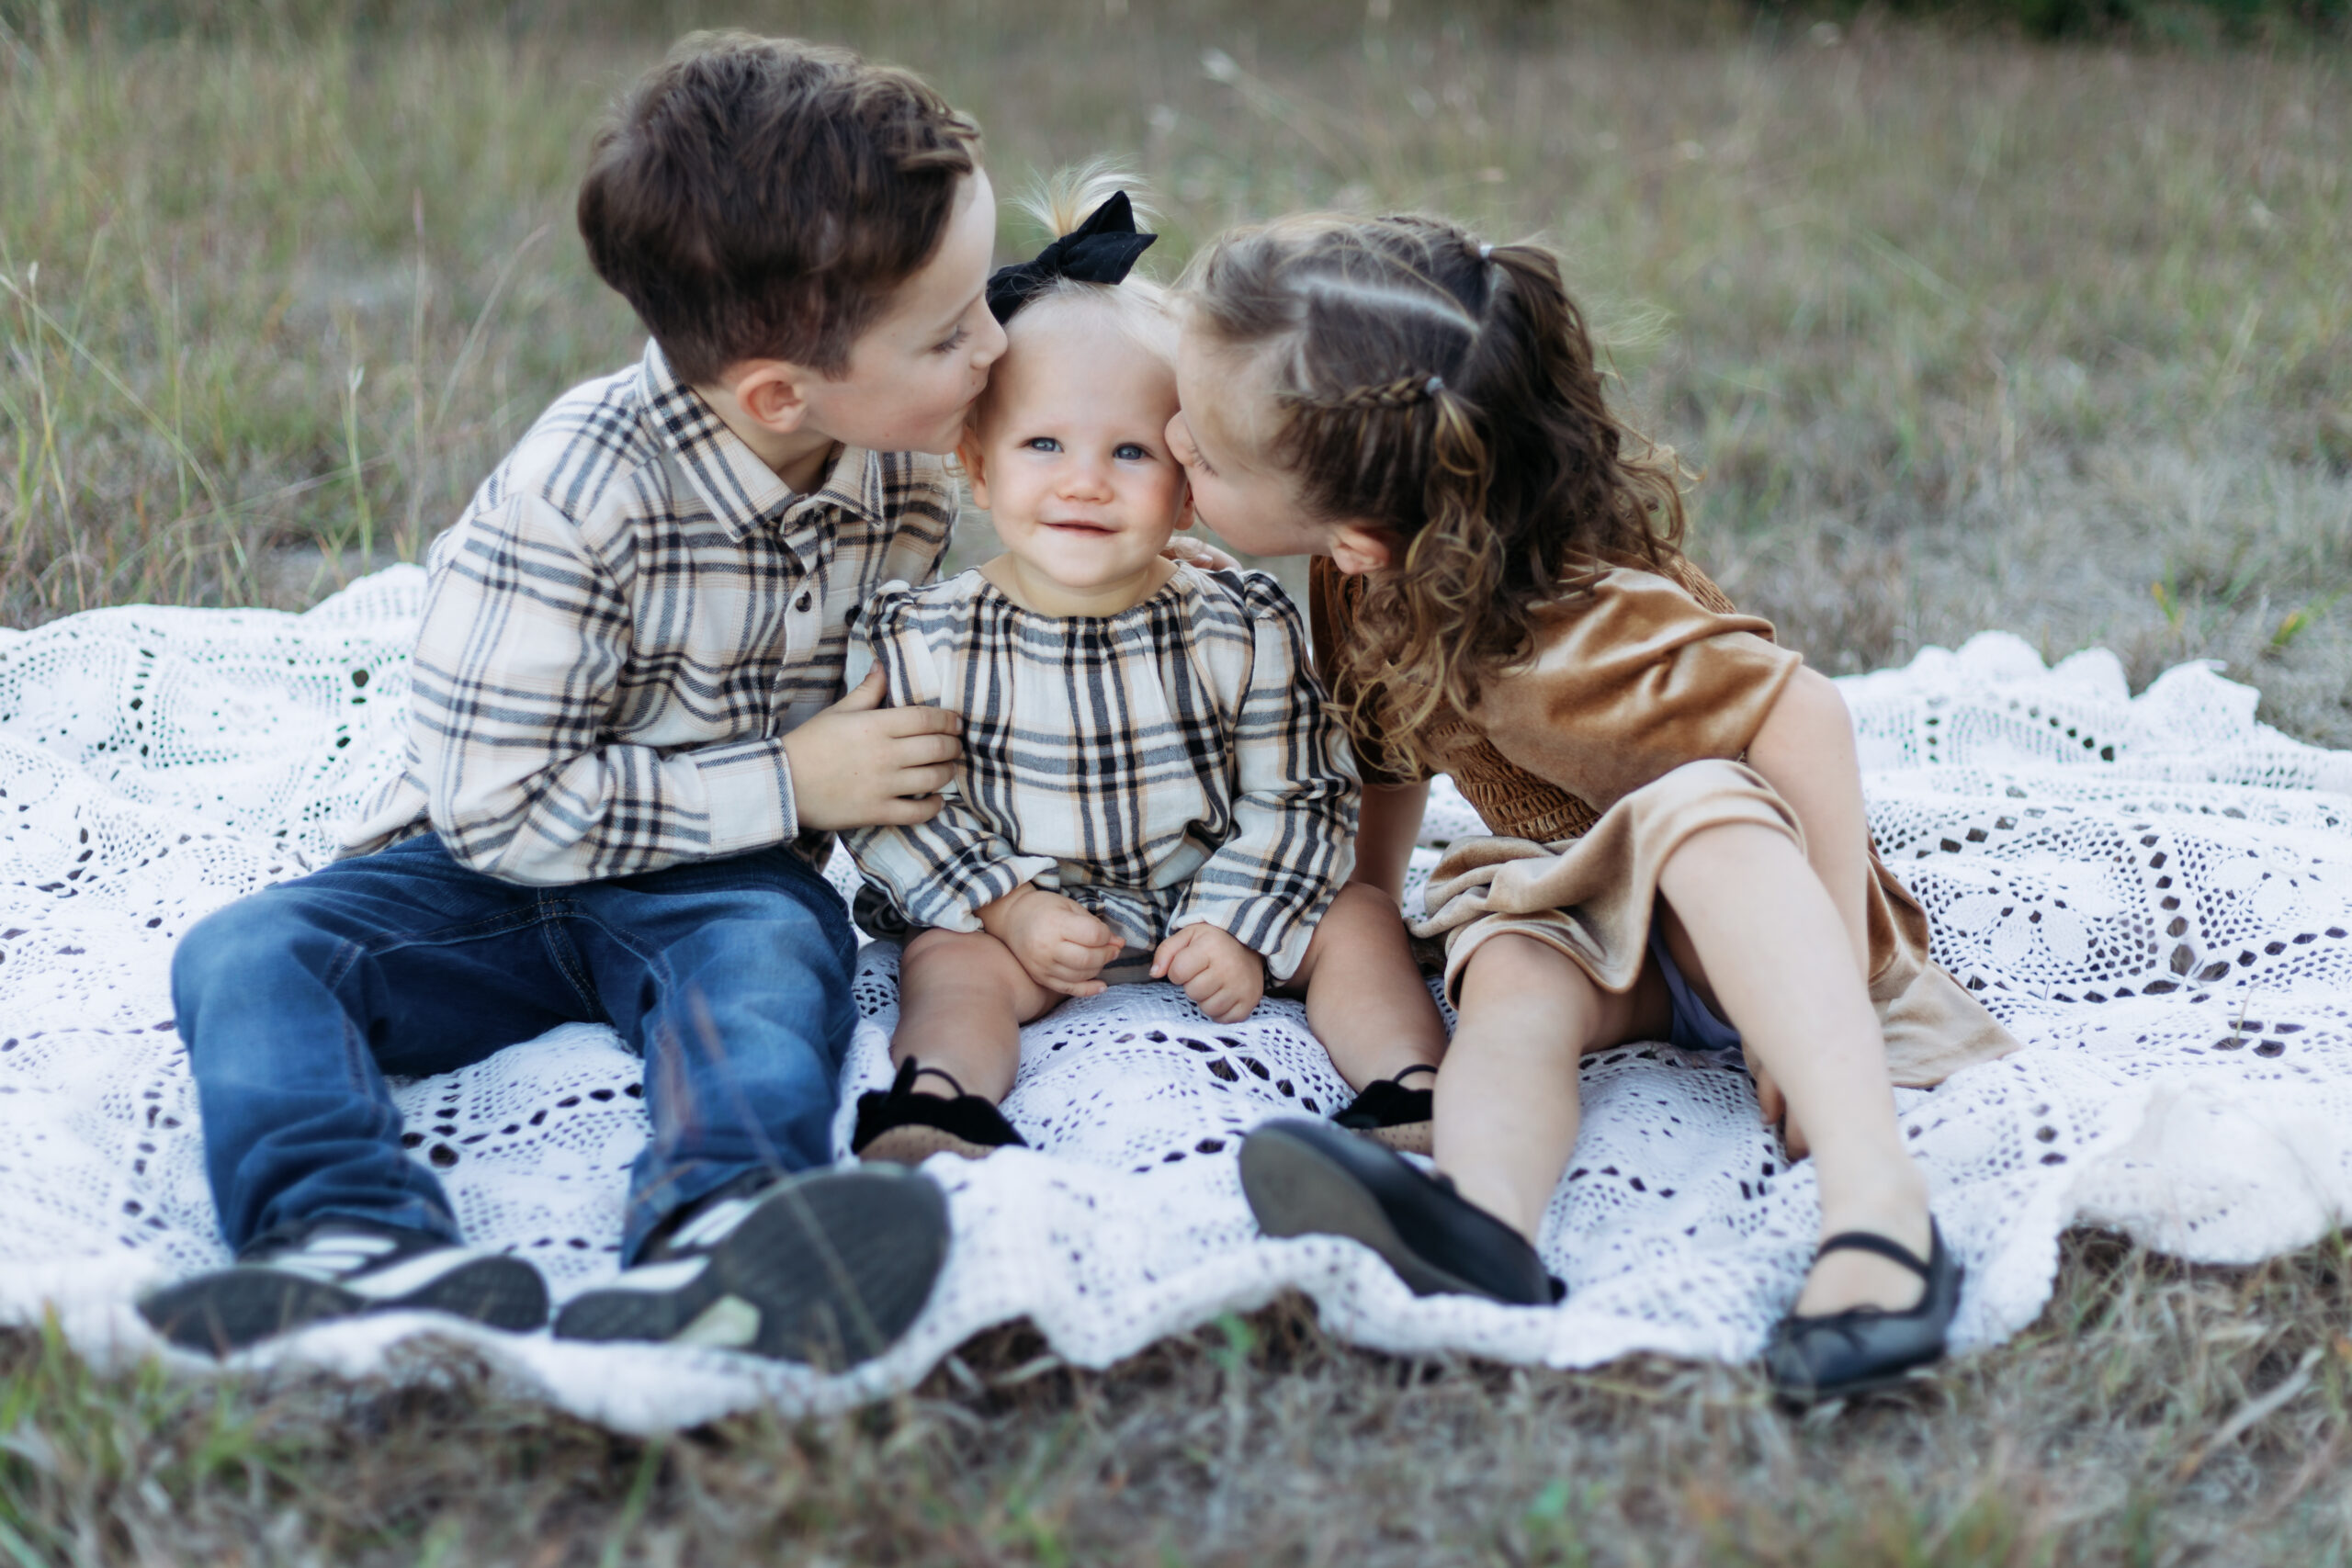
[1458,932,1598,1009]
[1657,818,1808,894]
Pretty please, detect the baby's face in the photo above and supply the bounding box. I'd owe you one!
[967,302,1189,594]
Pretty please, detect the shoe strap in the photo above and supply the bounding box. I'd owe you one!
[1388,1064,1438,1086]
[904,1059,967,1099]
[1814,1227,1935,1279]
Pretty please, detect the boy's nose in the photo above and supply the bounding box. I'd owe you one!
[970,312,1009,370]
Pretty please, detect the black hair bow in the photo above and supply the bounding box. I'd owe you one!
[984,190,1158,324]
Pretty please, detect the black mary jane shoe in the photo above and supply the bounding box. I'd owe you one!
[852,1058,1030,1166]
[1238,1117,1562,1306]
[1764,1219,1962,1404]
[1331,1063,1436,1156]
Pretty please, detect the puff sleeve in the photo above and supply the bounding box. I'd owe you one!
[1470,568,1802,812]
[1168,573,1359,980]
[842,582,1057,931]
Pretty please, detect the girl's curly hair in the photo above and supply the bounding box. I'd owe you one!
[1180,214,1687,777]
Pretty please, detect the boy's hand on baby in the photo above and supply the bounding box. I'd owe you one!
[782,671,962,831]
[979,885,1123,998]
[1150,924,1264,1023]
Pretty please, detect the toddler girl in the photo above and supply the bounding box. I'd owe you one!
[845,180,1449,1164]
[1165,214,2018,1400]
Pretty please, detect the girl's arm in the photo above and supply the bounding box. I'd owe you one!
[1740,665,1871,981]
[1351,781,1430,903]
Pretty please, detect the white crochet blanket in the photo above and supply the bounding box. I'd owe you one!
[6,567,2350,1433]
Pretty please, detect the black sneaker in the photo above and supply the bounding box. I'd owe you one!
[551,1165,950,1367]
[1238,1118,1559,1306]
[1332,1063,1437,1156]
[137,1219,549,1357]
[853,1058,1029,1165]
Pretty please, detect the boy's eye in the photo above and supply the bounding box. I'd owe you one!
[1023,436,1062,453]
[933,328,970,354]
[1114,443,1151,461]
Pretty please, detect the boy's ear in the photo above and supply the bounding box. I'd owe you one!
[956,429,991,510]
[1329,520,1399,576]
[727,361,816,434]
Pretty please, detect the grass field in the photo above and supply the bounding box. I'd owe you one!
[5,3,2352,1562]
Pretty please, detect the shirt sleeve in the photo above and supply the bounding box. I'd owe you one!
[843,584,1057,930]
[1170,575,1360,981]
[410,491,796,886]
[1471,566,1802,812]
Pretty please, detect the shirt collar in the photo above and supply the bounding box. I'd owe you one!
[634,339,890,546]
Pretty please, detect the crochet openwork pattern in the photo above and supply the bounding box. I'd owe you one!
[5,566,2348,1432]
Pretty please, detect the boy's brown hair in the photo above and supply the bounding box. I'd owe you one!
[579,32,981,387]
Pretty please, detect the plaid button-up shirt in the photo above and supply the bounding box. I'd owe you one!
[342,340,957,885]
[846,565,1358,981]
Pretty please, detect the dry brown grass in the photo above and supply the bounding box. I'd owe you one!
[6,1232,2351,1565]
[6,5,2352,1562]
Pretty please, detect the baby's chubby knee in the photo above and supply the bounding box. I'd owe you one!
[1315,880,1411,941]
[899,925,1028,988]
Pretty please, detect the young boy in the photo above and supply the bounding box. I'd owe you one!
[139,33,1009,1367]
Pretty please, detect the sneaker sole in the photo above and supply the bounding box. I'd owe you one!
[857,1123,1005,1165]
[553,1167,950,1368]
[140,1255,548,1357]
[1238,1121,1499,1302]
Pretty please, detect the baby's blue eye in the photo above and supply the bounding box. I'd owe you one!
[1115,443,1151,461]
[1023,436,1062,453]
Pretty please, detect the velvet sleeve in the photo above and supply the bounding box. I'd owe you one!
[1469,568,1802,813]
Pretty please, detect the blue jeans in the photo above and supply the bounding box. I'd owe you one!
[172,833,857,1264]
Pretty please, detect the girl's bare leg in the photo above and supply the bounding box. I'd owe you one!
[1285,881,1450,1089]
[890,928,1064,1102]
[1655,822,1932,1317]
[1431,933,1661,1237]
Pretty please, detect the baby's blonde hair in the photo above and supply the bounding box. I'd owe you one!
[985,161,1175,369]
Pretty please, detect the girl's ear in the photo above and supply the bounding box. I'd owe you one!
[956,430,992,510]
[1329,520,1399,576]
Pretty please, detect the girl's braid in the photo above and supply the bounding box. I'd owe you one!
[1291,373,1442,413]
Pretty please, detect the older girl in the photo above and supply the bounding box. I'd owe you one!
[1165,214,2016,1400]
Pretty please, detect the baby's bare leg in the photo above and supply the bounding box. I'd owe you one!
[892,928,1063,1102]
[1286,882,1448,1089]
[1434,933,1657,1238]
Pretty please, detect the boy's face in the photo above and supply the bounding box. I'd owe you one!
[965,302,1189,595]
[797,170,1008,456]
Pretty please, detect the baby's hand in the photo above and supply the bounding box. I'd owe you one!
[978,885,1124,998]
[1151,924,1265,1022]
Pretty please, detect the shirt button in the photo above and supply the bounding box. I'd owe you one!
[795,591,812,612]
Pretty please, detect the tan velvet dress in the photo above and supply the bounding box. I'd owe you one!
[1308,555,2017,1087]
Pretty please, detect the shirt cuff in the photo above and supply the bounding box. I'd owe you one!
[688,736,797,856]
